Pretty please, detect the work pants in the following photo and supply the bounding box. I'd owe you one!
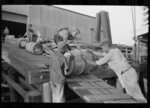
[50,81,65,103]
[121,68,147,103]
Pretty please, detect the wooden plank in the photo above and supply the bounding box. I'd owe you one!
[95,81,114,88]
[72,86,114,90]
[6,67,20,102]
[68,80,114,90]
[66,78,103,82]
[78,82,93,87]
[87,89,104,95]
[2,73,26,98]
[19,77,36,90]
[98,89,111,94]
[25,90,42,102]
[66,74,103,82]
[83,94,132,102]
[28,69,50,84]
[74,89,92,96]
[84,74,99,79]
[106,88,123,94]
[88,82,100,87]
[103,99,138,103]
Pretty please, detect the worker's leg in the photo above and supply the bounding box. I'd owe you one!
[122,68,147,103]
[42,82,52,102]
[116,78,125,93]
[50,81,65,103]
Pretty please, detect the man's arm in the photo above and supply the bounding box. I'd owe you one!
[95,52,110,66]
[82,52,110,66]
[85,59,97,66]
[81,55,97,66]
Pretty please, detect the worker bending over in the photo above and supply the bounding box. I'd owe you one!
[82,41,147,103]
[43,38,70,103]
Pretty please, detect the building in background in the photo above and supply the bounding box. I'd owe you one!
[2,5,28,37]
[2,5,96,43]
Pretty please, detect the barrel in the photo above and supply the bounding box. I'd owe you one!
[65,49,98,76]
[18,38,29,49]
[25,42,43,55]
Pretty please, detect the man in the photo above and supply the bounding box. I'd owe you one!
[24,24,35,41]
[43,40,69,103]
[2,50,11,64]
[81,41,147,103]
[36,31,43,43]
[2,27,9,42]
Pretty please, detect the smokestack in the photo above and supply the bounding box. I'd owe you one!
[94,13,101,42]
[100,11,112,45]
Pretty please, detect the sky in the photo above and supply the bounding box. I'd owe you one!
[54,5,149,46]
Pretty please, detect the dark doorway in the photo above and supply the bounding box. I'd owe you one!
[2,20,26,38]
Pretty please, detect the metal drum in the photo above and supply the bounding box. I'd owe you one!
[66,49,97,76]
[18,38,29,49]
[25,42,43,55]
[71,49,85,75]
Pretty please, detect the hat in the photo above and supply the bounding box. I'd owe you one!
[94,41,111,50]
[94,46,102,51]
[91,43,102,50]
[57,25,69,32]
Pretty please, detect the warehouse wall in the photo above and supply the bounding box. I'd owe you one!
[28,5,96,43]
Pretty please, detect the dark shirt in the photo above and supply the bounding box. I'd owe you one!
[48,50,66,84]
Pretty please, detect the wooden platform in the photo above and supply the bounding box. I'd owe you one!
[66,74,139,103]
[2,39,51,84]
[2,39,51,102]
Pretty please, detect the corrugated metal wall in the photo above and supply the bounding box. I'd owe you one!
[28,5,96,43]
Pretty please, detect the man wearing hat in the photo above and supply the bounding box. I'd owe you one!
[82,41,147,103]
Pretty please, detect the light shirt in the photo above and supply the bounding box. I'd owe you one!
[96,48,131,87]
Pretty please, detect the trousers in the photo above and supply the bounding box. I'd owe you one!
[121,67,147,103]
[50,81,65,103]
